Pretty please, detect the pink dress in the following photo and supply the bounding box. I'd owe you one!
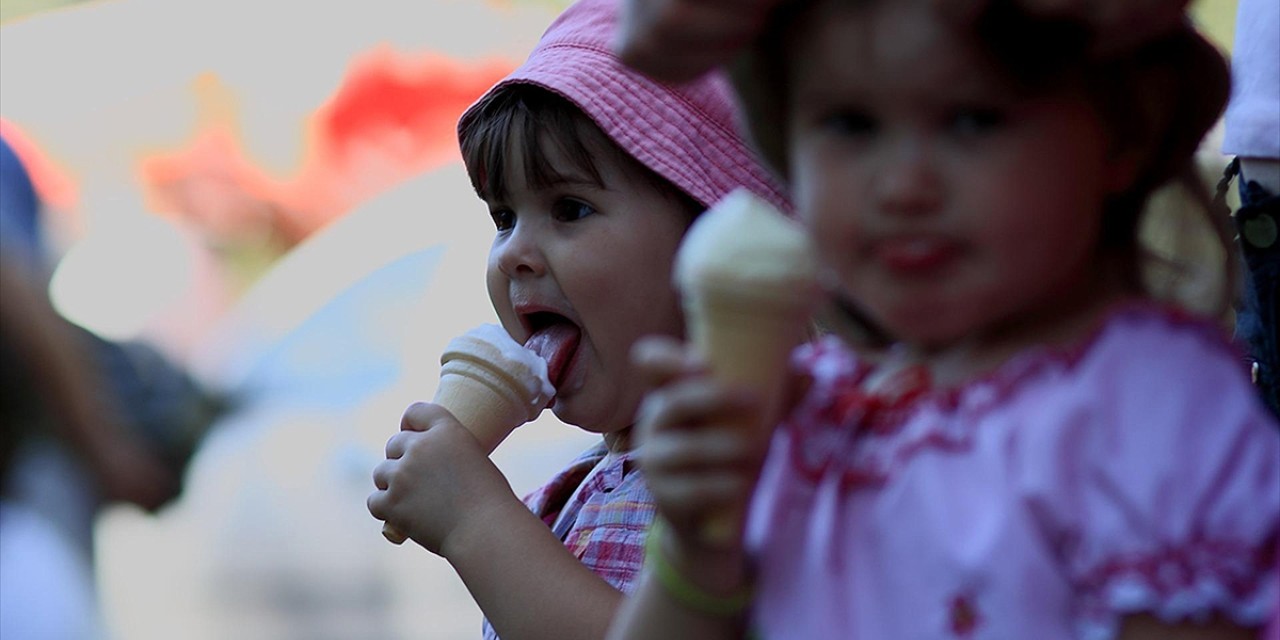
[745,304,1280,639]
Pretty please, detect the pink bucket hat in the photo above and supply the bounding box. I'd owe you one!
[457,0,790,214]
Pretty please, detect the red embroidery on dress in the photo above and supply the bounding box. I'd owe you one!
[1077,536,1272,605]
[948,593,982,637]
[785,302,1238,488]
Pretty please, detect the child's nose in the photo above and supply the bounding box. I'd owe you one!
[875,141,942,216]
[494,223,548,279]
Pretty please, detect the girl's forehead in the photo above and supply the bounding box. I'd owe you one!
[791,3,996,96]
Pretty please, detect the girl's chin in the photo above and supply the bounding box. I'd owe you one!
[550,396,632,436]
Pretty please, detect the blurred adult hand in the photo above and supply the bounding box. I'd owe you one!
[92,437,182,513]
[614,0,778,84]
[614,0,1193,84]
[937,0,1194,55]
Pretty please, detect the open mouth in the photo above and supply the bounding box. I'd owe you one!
[521,311,583,390]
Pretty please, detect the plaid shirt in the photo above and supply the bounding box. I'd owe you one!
[482,441,655,639]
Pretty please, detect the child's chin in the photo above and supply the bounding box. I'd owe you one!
[551,400,631,436]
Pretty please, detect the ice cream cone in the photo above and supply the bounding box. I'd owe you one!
[382,324,553,545]
[433,343,550,453]
[674,188,820,546]
[685,284,814,414]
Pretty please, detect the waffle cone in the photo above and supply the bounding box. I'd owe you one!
[683,284,816,545]
[382,344,547,546]
[685,286,814,404]
[433,357,543,455]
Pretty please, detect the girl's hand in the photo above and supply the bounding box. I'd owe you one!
[368,402,518,556]
[614,0,778,83]
[631,336,770,553]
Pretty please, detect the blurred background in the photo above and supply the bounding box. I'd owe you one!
[0,0,1242,638]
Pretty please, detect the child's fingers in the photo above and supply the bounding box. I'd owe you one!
[384,430,417,459]
[640,426,763,473]
[631,335,706,388]
[649,472,755,516]
[367,473,391,517]
[400,401,451,432]
[636,377,756,440]
[366,491,385,520]
[371,459,391,491]
[615,0,773,83]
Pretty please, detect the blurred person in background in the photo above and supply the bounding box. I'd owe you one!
[1,253,112,639]
[1219,0,1279,419]
[1,131,231,635]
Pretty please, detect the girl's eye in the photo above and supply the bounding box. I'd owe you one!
[948,107,1006,136]
[490,208,515,232]
[551,198,597,223]
[818,109,876,137]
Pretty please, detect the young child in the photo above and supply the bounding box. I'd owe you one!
[365,0,788,638]
[609,1,1280,639]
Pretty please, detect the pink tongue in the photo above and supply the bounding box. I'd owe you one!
[524,322,582,389]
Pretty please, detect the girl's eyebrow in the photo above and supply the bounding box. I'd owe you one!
[543,173,597,187]
[536,170,610,193]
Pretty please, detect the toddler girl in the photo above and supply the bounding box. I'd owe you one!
[611,1,1280,638]
[366,0,788,638]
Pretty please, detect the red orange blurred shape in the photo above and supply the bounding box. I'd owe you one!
[140,48,515,246]
[0,117,79,213]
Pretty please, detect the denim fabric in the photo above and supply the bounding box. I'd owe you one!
[1232,168,1280,419]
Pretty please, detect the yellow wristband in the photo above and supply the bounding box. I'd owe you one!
[644,519,754,617]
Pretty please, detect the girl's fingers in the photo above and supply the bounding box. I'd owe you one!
[636,377,756,441]
[367,484,387,519]
[647,472,755,514]
[371,458,397,491]
[640,426,763,473]
[384,432,406,459]
[401,401,450,432]
[616,0,774,82]
[631,335,708,393]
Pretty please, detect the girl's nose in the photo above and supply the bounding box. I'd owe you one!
[875,140,942,216]
[494,222,548,279]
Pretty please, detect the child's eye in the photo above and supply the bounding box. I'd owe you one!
[947,107,1006,136]
[490,208,515,232]
[551,198,597,223]
[818,109,876,137]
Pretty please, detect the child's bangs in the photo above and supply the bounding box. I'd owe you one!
[460,87,606,202]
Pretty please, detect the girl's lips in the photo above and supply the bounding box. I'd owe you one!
[871,236,960,274]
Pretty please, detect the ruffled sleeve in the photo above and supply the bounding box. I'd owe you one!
[1014,314,1280,639]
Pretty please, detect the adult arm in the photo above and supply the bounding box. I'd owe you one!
[0,259,177,510]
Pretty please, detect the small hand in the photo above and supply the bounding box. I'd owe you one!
[614,0,779,83]
[368,402,514,555]
[937,0,1193,55]
[631,336,769,552]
